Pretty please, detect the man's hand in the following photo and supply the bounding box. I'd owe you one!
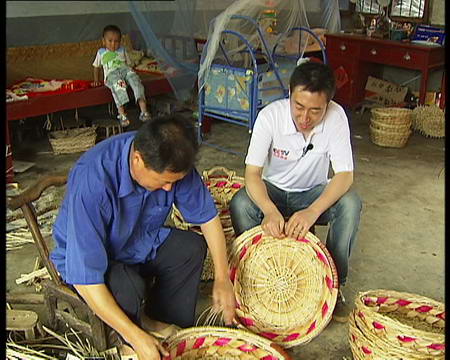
[285,208,320,240]
[261,209,285,238]
[128,329,169,360]
[212,277,236,325]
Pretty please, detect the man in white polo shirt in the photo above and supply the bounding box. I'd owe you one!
[229,61,362,322]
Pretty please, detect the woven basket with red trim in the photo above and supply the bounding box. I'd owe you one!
[171,167,244,281]
[349,289,445,359]
[162,326,292,359]
[228,225,338,348]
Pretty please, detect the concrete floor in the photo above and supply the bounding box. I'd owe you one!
[6,103,445,359]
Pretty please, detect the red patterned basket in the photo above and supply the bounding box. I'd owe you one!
[229,225,338,348]
[171,167,244,281]
[162,326,292,359]
[349,289,445,359]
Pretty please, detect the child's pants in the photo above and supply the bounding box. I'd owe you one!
[105,67,146,109]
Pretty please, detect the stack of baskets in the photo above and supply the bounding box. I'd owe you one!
[171,167,244,281]
[48,126,97,155]
[412,105,445,138]
[349,289,445,359]
[229,226,339,348]
[369,107,412,148]
[162,326,292,359]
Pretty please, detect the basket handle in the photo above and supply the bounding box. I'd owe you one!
[202,166,236,181]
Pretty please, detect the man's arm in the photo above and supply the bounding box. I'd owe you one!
[199,216,236,324]
[244,165,285,238]
[75,284,168,360]
[285,171,353,239]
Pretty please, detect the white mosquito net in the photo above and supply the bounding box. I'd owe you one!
[129,0,341,101]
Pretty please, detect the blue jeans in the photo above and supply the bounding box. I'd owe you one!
[229,181,362,285]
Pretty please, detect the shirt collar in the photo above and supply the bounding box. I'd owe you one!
[118,136,138,198]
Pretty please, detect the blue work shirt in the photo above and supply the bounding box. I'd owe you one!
[50,132,217,285]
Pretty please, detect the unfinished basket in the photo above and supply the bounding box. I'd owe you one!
[229,225,338,348]
[412,105,445,138]
[48,126,97,155]
[171,167,244,281]
[371,107,412,125]
[162,326,292,359]
[369,126,411,148]
[349,289,445,360]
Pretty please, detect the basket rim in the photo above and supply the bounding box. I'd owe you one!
[163,326,291,359]
[228,225,338,348]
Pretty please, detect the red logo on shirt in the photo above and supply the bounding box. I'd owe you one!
[273,148,290,160]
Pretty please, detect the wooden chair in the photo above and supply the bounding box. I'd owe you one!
[7,175,108,351]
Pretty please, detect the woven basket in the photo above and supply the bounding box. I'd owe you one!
[162,326,292,359]
[370,118,411,134]
[229,226,338,348]
[171,167,244,281]
[412,105,445,138]
[349,289,445,360]
[48,126,97,155]
[371,107,412,125]
[369,126,411,148]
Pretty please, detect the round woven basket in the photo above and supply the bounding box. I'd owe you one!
[369,126,411,148]
[412,105,445,138]
[171,167,244,281]
[370,118,411,134]
[162,326,292,359]
[229,226,338,348]
[48,126,97,155]
[371,107,412,125]
[349,289,445,360]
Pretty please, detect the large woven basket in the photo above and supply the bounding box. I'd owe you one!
[349,289,445,360]
[48,126,97,155]
[162,326,292,359]
[171,167,244,281]
[229,226,338,348]
[369,107,412,148]
[369,126,412,148]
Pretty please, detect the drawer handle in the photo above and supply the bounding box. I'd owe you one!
[370,49,377,55]
[340,44,347,51]
[403,52,411,61]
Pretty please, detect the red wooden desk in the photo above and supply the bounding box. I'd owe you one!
[324,33,445,108]
[6,75,172,183]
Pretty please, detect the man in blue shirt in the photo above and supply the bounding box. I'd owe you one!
[51,115,235,359]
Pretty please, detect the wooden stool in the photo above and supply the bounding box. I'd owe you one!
[92,118,123,139]
[7,309,39,340]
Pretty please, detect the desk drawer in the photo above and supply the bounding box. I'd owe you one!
[360,44,425,69]
[326,38,360,55]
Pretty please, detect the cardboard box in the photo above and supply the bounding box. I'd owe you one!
[364,76,408,106]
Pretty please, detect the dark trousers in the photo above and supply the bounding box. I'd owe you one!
[104,228,207,328]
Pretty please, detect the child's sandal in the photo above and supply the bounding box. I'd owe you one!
[117,114,130,127]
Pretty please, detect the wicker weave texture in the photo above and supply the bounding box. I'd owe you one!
[171,167,244,281]
[369,107,412,148]
[229,226,338,348]
[349,289,445,360]
[412,105,445,138]
[162,326,291,359]
[48,126,97,155]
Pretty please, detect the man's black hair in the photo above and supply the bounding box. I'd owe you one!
[103,24,122,38]
[289,61,336,102]
[134,115,199,174]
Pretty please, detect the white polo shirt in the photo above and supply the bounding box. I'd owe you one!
[245,98,354,192]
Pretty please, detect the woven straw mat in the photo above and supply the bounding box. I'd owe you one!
[349,289,445,360]
[162,326,292,359]
[229,225,338,348]
[171,167,244,281]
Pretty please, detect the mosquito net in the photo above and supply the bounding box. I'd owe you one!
[129,0,341,101]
